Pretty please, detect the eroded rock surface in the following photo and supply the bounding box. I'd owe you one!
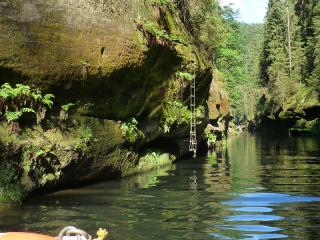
[0,0,226,199]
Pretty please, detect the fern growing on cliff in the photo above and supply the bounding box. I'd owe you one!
[60,103,75,122]
[135,17,182,46]
[121,118,144,144]
[0,83,55,132]
[176,71,195,82]
[4,108,35,123]
[162,101,205,133]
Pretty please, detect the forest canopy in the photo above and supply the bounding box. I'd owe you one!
[181,0,320,123]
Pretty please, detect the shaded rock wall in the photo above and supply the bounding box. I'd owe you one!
[206,71,230,142]
[0,0,221,198]
[255,88,320,135]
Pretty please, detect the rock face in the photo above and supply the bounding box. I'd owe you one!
[0,0,218,199]
[0,0,210,119]
[255,88,320,135]
[206,71,230,142]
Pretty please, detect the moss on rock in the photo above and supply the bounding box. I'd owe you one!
[0,0,218,203]
[256,86,320,135]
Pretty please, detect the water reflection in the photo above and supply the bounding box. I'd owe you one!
[211,134,320,240]
[224,193,320,206]
[0,134,320,240]
[213,192,320,239]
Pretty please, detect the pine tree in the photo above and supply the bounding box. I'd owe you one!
[309,1,320,93]
[260,0,289,89]
[288,0,306,84]
[189,0,229,60]
[260,0,307,104]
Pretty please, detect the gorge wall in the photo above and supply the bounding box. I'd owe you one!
[0,0,229,202]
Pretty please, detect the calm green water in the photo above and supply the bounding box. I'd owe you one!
[1,133,320,239]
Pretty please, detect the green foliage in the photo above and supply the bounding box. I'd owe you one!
[259,0,319,116]
[261,0,306,87]
[0,164,18,189]
[78,126,94,144]
[162,101,190,132]
[214,8,263,121]
[61,103,75,112]
[4,111,23,123]
[42,94,55,109]
[0,83,31,100]
[136,17,182,44]
[204,129,217,144]
[145,151,161,160]
[162,101,205,133]
[4,108,35,124]
[0,83,55,128]
[176,71,194,81]
[22,143,55,166]
[150,0,171,7]
[308,1,320,93]
[73,126,97,150]
[81,127,93,144]
[179,1,265,122]
[0,164,22,203]
[188,0,232,60]
[60,103,76,122]
[121,118,144,144]
[0,83,54,109]
[195,105,205,118]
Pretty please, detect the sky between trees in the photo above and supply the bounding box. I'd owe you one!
[220,0,268,23]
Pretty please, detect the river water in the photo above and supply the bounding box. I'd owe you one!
[1,133,320,239]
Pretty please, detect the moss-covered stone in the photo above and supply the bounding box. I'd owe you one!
[207,79,230,120]
[0,0,222,203]
[256,86,320,135]
[290,118,320,136]
[206,70,230,144]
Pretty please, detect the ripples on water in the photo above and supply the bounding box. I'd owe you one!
[0,133,320,239]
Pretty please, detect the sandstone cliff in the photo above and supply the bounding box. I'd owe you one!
[0,0,229,202]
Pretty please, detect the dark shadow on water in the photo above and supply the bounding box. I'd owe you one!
[1,133,320,240]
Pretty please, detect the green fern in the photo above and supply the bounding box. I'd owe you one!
[14,84,31,97]
[21,108,36,114]
[162,101,205,133]
[176,71,195,81]
[0,83,55,126]
[31,90,43,102]
[61,103,75,112]
[204,129,217,144]
[4,108,35,123]
[0,83,14,100]
[42,94,55,109]
[121,118,144,144]
[137,18,182,44]
[4,111,23,123]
